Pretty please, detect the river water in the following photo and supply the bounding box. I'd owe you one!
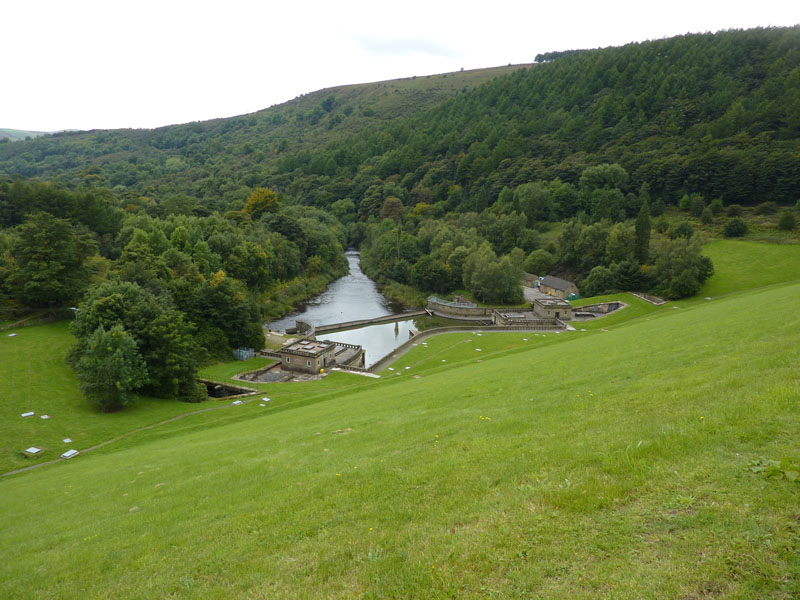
[267,250,462,367]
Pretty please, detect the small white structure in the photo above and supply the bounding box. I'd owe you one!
[231,400,243,406]
[60,449,79,459]
[40,415,50,419]
[25,447,41,455]
[21,412,34,418]
[63,438,72,443]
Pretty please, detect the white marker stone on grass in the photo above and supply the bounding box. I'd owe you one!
[476,348,482,351]
[40,415,50,419]
[262,397,271,402]
[21,412,34,417]
[232,400,243,405]
[63,438,72,443]
[8,333,17,337]
[25,447,41,455]
[61,449,79,459]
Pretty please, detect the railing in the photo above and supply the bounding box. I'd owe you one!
[331,341,362,351]
[428,296,477,308]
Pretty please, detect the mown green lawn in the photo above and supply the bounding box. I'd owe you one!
[699,239,800,297]
[0,322,237,474]
[1,282,798,598]
[0,324,384,474]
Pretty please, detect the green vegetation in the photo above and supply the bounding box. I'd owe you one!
[0,322,222,473]
[0,65,525,201]
[1,29,798,422]
[0,179,349,409]
[2,278,798,598]
[699,240,800,297]
[0,128,50,142]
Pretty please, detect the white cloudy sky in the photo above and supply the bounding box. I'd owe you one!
[2,0,797,131]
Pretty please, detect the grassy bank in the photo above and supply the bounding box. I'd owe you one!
[1,279,798,598]
[262,264,349,322]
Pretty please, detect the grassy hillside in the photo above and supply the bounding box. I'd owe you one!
[0,128,50,142]
[1,274,798,597]
[699,239,800,297]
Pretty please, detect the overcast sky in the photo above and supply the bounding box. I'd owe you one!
[2,1,797,132]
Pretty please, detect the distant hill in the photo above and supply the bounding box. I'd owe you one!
[0,64,529,208]
[0,128,53,142]
[1,27,799,213]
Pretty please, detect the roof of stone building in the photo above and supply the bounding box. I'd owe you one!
[540,275,575,291]
[281,339,336,357]
[534,297,573,307]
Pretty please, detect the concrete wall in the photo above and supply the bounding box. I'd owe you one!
[427,298,493,319]
[369,322,566,372]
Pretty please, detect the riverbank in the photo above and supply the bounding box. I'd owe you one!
[262,265,349,322]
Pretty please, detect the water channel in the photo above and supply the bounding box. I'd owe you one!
[267,250,464,367]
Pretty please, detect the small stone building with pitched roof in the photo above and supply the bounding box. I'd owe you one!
[539,275,579,300]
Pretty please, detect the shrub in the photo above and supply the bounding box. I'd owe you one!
[709,198,724,216]
[723,217,748,237]
[726,204,743,217]
[777,210,796,231]
[700,207,714,225]
[670,221,694,239]
[690,197,706,218]
[754,201,778,215]
[580,265,616,297]
[523,249,556,276]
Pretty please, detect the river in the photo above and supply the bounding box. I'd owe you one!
[267,250,463,367]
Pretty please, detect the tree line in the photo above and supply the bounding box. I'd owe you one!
[0,179,347,411]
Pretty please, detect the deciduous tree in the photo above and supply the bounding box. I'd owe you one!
[75,324,148,412]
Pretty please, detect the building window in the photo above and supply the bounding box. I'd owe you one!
[307,360,311,367]
[286,357,290,363]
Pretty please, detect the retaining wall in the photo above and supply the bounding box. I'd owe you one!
[369,322,567,372]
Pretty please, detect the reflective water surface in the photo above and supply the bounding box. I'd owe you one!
[267,250,399,332]
[267,251,463,367]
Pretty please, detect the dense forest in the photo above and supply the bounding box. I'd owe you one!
[3,28,798,213]
[2,27,799,408]
[0,179,347,409]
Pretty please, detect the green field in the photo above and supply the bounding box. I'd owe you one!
[1,242,799,597]
[699,239,800,297]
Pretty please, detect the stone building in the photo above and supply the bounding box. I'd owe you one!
[280,339,337,374]
[532,297,574,321]
[539,275,579,299]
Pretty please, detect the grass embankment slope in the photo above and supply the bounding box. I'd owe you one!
[0,324,382,475]
[699,239,800,298]
[2,265,799,597]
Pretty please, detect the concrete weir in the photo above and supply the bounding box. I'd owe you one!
[285,310,427,334]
